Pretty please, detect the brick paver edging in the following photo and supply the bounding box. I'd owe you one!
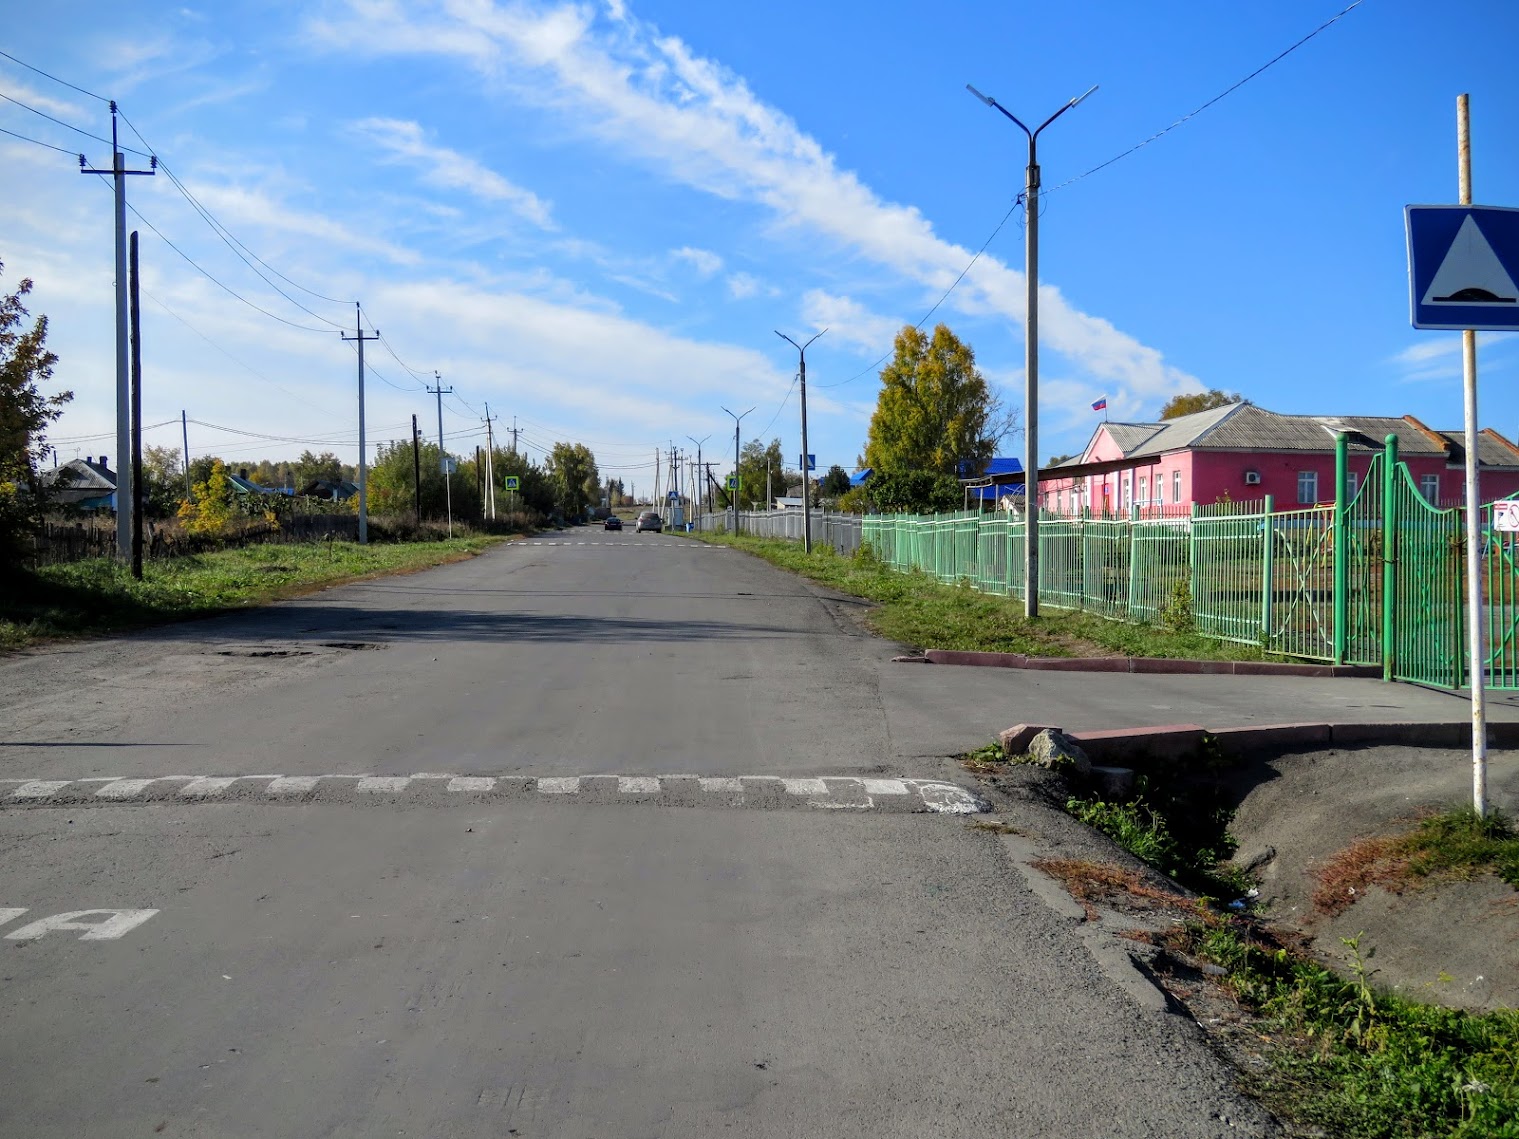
[901,649,1379,678]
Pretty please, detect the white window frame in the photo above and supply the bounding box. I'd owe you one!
[1420,473,1440,503]
[1172,470,1182,504]
[1345,471,1359,499]
[1298,470,1318,505]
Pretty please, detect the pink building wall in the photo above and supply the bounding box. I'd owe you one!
[1038,427,1519,515]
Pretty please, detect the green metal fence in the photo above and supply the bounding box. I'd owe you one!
[859,434,1519,681]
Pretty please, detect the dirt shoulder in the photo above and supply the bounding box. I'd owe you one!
[1223,743,1519,1012]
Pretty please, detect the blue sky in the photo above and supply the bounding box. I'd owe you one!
[4,0,1519,494]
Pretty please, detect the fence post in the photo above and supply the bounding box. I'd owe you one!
[1261,495,1275,646]
[1188,503,1199,623]
[1382,434,1399,682]
[1333,432,1349,666]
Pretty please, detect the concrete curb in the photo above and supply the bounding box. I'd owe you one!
[1000,719,1519,764]
[918,648,1379,678]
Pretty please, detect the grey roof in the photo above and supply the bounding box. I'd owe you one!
[41,457,116,490]
[1096,402,1519,469]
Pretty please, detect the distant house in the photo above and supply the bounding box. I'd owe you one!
[40,456,117,510]
[298,478,358,502]
[227,469,293,497]
[960,456,1025,504]
[1038,402,1519,516]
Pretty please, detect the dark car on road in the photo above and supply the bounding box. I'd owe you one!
[635,511,664,533]
[604,516,623,531]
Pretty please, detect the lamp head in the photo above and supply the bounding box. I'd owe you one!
[965,83,995,107]
[1069,84,1098,108]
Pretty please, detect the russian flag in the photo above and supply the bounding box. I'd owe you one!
[1091,397,1107,412]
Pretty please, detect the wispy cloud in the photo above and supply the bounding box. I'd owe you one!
[0,74,88,119]
[800,290,899,355]
[304,0,1200,407]
[1390,332,1515,382]
[353,117,554,228]
[183,179,421,265]
[671,246,722,277]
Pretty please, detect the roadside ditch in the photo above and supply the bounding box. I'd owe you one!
[961,730,1519,1139]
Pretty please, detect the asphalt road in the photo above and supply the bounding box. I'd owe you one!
[0,528,1424,1135]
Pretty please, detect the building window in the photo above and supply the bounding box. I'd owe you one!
[1138,476,1147,506]
[1345,471,1359,499]
[1172,470,1182,504]
[1420,473,1439,503]
[1298,471,1318,505]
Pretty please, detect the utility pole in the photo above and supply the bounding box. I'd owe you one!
[180,409,191,502]
[1457,93,1487,817]
[429,373,454,536]
[776,330,826,552]
[411,414,422,526]
[483,403,497,520]
[340,304,379,544]
[722,406,755,535]
[766,457,772,512]
[80,100,154,559]
[967,81,1097,616]
[511,416,519,455]
[128,231,144,580]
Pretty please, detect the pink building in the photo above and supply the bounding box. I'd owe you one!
[1039,402,1519,516]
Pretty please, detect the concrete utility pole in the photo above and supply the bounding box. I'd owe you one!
[967,81,1097,616]
[483,403,498,520]
[80,100,154,559]
[340,304,379,544]
[180,409,191,502]
[721,406,755,535]
[1457,93,1488,817]
[128,231,144,580]
[511,416,519,455]
[776,330,826,552]
[687,437,708,525]
[411,414,422,526]
[429,373,454,536]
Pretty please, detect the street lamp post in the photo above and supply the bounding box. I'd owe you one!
[687,434,710,529]
[776,329,826,553]
[966,82,1096,617]
[721,406,755,535]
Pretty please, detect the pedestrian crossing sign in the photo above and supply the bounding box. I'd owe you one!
[505,476,520,490]
[726,475,740,490]
[1406,205,1519,330]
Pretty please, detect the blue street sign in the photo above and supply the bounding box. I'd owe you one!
[504,476,520,490]
[799,454,816,471]
[667,490,679,500]
[1406,205,1519,330]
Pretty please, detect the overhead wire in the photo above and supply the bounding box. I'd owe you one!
[0,48,110,102]
[0,123,78,156]
[0,88,151,156]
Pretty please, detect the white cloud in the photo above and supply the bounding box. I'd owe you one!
[0,75,88,119]
[182,179,421,265]
[672,246,722,277]
[726,271,761,300]
[800,290,898,354]
[353,117,554,228]
[1390,332,1515,382]
[303,0,1200,407]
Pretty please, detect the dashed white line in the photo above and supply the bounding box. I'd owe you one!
[698,777,744,793]
[617,776,661,793]
[180,777,241,797]
[447,776,496,792]
[861,779,910,796]
[781,778,830,796]
[96,778,159,799]
[357,776,413,793]
[11,780,70,800]
[266,776,322,794]
[537,777,580,794]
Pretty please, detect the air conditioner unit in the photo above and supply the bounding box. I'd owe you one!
[1244,470,1262,485]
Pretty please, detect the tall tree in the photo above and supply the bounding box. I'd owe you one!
[1158,389,1244,420]
[142,445,186,517]
[818,464,851,498]
[862,324,1011,478]
[294,449,344,488]
[0,259,68,567]
[545,442,598,519]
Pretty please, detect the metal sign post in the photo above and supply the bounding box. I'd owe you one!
[1404,95,1519,817]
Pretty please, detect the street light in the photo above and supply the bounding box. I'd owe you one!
[775,329,826,553]
[967,82,1096,617]
[687,434,710,524]
[721,406,755,535]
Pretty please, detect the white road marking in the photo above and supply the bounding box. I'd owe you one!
[781,778,829,796]
[96,778,159,799]
[697,777,744,793]
[447,776,496,792]
[0,908,29,927]
[915,782,986,814]
[11,781,70,800]
[537,777,580,794]
[180,777,240,797]
[266,776,323,794]
[4,909,159,941]
[357,776,412,793]
[861,779,910,795]
[617,776,661,793]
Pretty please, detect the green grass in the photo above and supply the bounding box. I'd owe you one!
[1402,808,1519,888]
[1183,921,1519,1138]
[696,531,1270,661]
[2,536,506,650]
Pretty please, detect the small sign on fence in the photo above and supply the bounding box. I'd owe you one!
[1494,501,1519,532]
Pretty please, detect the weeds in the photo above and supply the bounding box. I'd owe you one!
[1313,807,1519,916]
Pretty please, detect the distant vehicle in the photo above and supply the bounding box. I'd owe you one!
[635,511,664,533]
[604,516,623,531]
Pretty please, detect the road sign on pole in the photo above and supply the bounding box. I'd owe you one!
[799,454,816,471]
[504,476,520,491]
[1406,205,1519,330]
[726,475,740,490]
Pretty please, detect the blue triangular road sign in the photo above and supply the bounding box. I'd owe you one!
[1407,205,1519,330]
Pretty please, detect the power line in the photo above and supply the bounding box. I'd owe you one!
[0,88,150,155]
[0,48,110,103]
[1047,0,1366,195]
[0,123,78,156]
